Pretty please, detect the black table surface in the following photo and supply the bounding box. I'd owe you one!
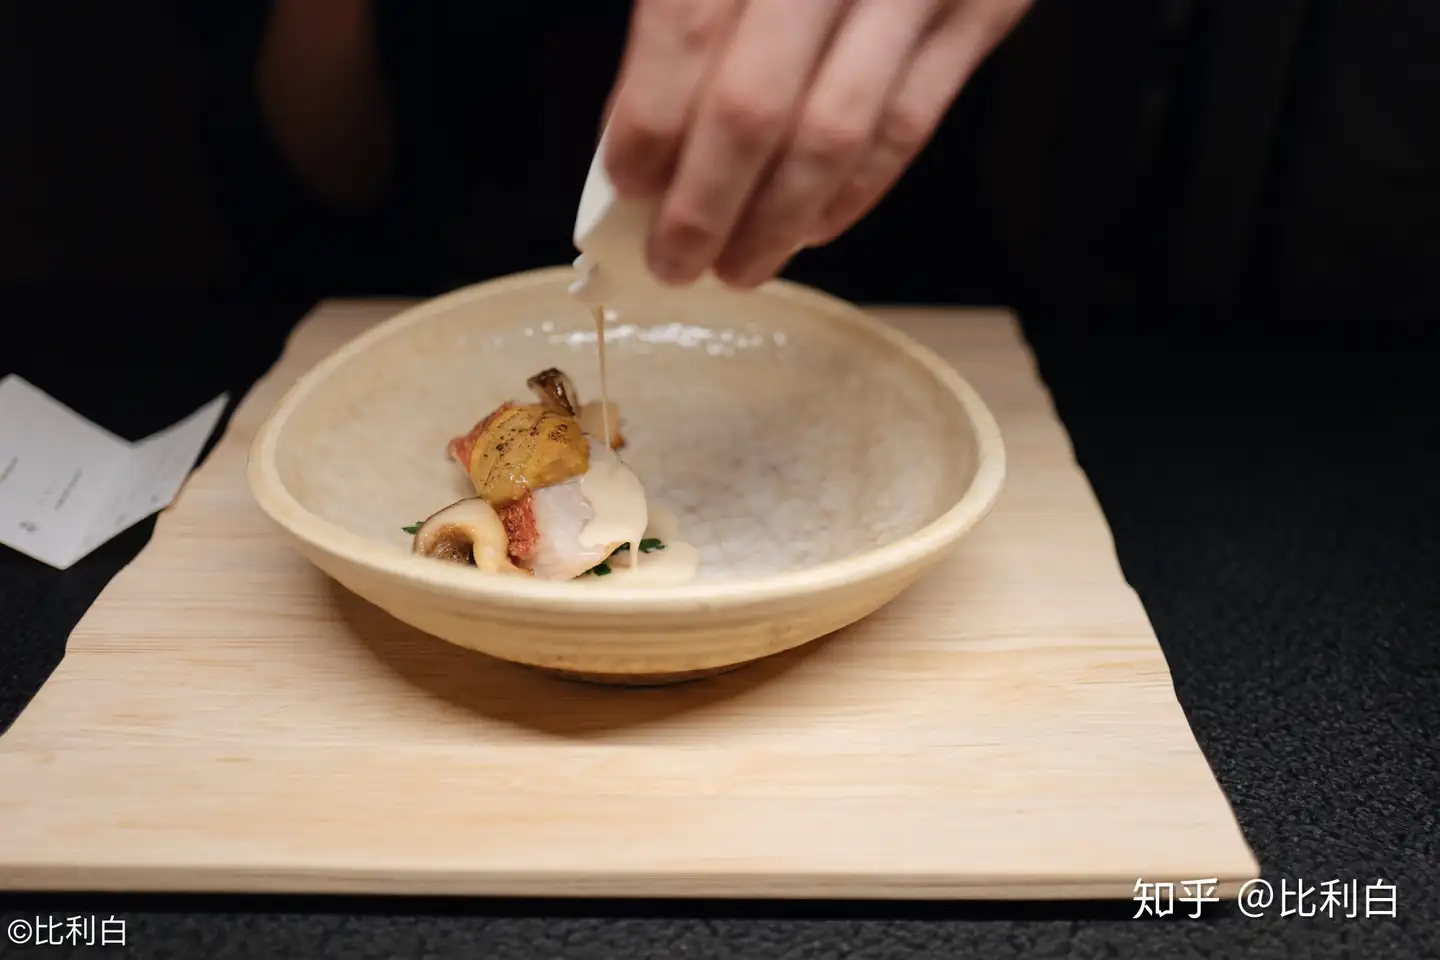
[1,292,1436,960]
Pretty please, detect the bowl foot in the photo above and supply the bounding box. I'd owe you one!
[531,661,752,687]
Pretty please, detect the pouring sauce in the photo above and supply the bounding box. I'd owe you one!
[582,507,702,586]
[577,439,647,559]
[575,303,700,584]
[592,306,613,450]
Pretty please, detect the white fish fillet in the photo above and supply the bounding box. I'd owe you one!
[520,439,639,580]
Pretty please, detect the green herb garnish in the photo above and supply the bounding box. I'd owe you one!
[584,539,664,576]
[610,538,665,555]
[402,523,422,535]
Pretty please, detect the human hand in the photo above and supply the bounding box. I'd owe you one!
[601,0,1033,289]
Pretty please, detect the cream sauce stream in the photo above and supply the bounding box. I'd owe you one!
[592,306,613,450]
[574,302,700,585]
[584,507,701,586]
[577,441,648,556]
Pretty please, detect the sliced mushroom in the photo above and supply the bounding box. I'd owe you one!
[411,498,529,576]
[527,367,580,417]
[525,368,625,449]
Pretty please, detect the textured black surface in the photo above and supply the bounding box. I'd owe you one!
[1,297,1437,959]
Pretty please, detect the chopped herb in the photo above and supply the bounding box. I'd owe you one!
[609,538,665,557]
[584,540,665,576]
[402,523,422,535]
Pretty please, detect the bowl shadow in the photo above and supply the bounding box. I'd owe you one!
[327,579,833,738]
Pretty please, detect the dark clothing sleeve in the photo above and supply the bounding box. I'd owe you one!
[180,3,625,296]
[182,3,347,292]
[180,2,462,295]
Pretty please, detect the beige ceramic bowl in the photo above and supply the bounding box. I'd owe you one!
[247,267,1005,684]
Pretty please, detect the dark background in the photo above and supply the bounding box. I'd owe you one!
[1,2,1437,959]
[3,0,1436,326]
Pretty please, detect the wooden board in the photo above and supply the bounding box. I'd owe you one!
[0,301,1259,899]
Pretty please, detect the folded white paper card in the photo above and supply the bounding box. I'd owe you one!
[0,374,228,570]
[569,124,804,320]
[570,123,729,319]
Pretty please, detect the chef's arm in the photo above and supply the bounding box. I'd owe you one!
[254,0,394,215]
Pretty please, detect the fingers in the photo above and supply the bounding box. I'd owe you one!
[714,0,938,288]
[596,84,619,147]
[645,0,849,285]
[603,0,742,200]
[809,2,1032,246]
[604,0,1033,290]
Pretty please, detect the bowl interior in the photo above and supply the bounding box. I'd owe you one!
[271,277,981,584]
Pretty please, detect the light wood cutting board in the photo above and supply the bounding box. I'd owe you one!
[0,301,1259,899]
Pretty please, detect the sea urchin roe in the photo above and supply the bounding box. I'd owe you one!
[465,403,589,507]
[447,401,519,470]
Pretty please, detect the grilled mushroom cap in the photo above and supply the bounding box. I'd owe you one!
[527,367,580,417]
[411,498,528,576]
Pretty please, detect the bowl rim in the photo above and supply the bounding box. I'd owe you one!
[247,267,1007,615]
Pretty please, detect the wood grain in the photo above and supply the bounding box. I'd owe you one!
[0,300,1259,899]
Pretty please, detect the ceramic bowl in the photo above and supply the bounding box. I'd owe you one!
[247,267,1005,684]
